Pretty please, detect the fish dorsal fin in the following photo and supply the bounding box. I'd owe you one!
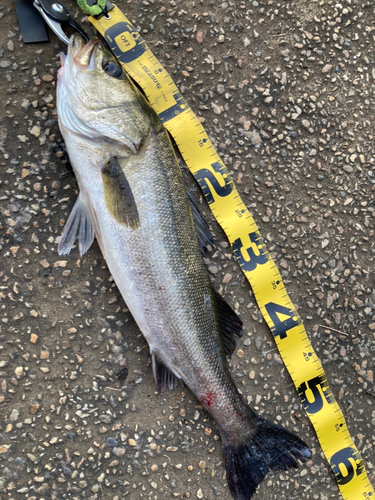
[182,172,213,254]
[151,351,181,396]
[215,291,243,357]
[101,156,140,229]
[58,193,95,256]
[187,189,214,255]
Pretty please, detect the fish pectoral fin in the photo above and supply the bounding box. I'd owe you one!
[101,156,139,229]
[151,351,181,397]
[215,291,243,357]
[58,193,95,257]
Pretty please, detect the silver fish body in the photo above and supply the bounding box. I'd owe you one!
[57,36,311,500]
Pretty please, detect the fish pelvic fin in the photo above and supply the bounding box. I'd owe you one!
[221,417,311,500]
[58,193,95,256]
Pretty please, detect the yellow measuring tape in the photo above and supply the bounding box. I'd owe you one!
[86,6,374,499]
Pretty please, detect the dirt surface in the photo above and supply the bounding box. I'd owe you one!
[0,0,374,499]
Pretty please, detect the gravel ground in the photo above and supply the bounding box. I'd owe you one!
[0,0,374,499]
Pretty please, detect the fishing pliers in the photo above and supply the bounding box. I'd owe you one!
[33,0,89,44]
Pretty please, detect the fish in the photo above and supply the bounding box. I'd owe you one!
[56,34,311,499]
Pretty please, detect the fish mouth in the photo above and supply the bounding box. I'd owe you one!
[71,35,99,69]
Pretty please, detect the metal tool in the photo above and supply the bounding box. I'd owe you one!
[33,0,89,44]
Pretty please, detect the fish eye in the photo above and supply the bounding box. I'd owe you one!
[103,60,123,78]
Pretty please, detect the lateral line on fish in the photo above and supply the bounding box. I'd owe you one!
[84,7,375,500]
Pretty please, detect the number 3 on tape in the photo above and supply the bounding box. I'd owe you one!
[232,231,269,272]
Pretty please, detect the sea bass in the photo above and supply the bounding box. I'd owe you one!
[56,35,311,499]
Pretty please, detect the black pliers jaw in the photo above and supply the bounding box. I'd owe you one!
[33,0,89,44]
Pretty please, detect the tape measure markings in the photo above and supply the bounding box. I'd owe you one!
[88,7,374,500]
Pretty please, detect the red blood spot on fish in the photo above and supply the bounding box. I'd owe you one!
[200,391,215,407]
[158,286,163,290]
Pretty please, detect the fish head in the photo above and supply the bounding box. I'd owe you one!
[57,35,149,152]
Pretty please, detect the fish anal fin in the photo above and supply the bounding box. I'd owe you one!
[58,193,95,256]
[151,352,181,397]
[101,156,139,229]
[215,291,243,357]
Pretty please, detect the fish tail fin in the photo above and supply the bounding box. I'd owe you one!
[221,417,311,500]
